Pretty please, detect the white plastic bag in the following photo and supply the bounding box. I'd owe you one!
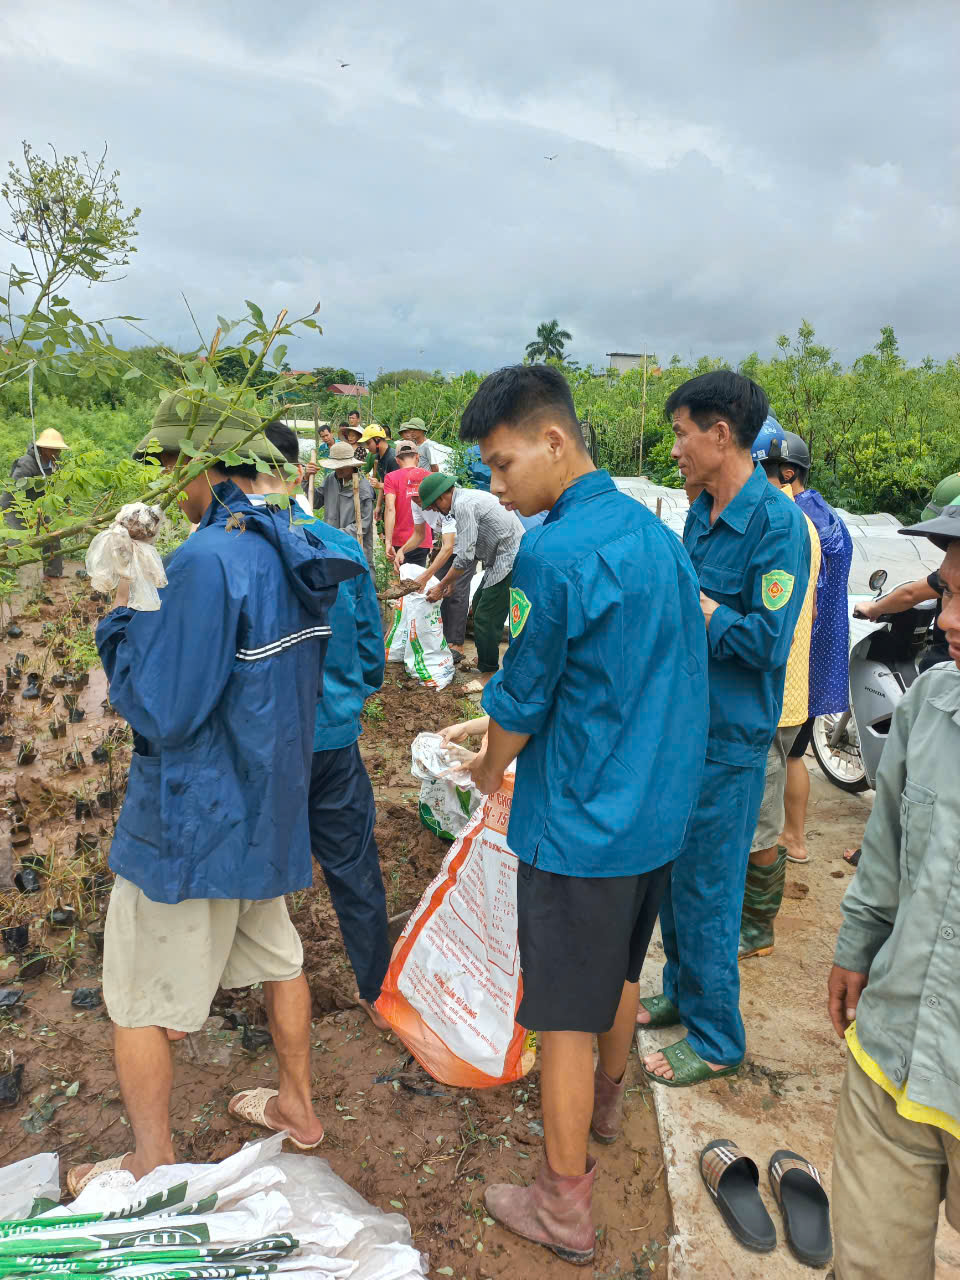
[410,731,482,840]
[0,1151,60,1220]
[30,1135,427,1279]
[384,564,422,662]
[377,764,537,1088]
[86,502,167,612]
[403,578,454,689]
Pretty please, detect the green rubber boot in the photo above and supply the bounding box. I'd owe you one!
[739,848,787,960]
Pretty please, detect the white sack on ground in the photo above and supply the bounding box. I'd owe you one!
[403,580,454,689]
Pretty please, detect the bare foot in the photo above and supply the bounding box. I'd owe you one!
[642,1049,726,1081]
[262,1095,325,1148]
[358,998,390,1032]
[780,836,810,863]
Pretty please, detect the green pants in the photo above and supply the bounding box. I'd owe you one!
[472,573,511,672]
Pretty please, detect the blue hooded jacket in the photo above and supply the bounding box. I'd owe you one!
[97,481,365,904]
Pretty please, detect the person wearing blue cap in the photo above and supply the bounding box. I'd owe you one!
[639,373,810,1088]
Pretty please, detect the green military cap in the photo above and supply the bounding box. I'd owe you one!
[134,392,284,462]
[920,472,960,523]
[400,416,427,435]
[418,472,456,508]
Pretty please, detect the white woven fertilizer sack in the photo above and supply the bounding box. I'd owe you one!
[384,564,423,662]
[403,579,454,689]
[410,732,483,840]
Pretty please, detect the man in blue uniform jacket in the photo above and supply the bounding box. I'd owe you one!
[638,371,810,1087]
[458,365,709,1264]
[69,395,365,1196]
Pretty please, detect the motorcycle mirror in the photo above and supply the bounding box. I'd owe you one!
[869,568,888,593]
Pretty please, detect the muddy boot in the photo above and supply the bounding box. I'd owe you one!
[590,1066,625,1144]
[484,1156,598,1265]
[739,848,787,960]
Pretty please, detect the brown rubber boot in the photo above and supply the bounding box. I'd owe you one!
[590,1065,625,1144]
[484,1156,598,1265]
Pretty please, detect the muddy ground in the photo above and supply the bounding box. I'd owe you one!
[0,569,671,1280]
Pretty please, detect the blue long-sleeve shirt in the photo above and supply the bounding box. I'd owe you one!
[482,470,709,878]
[684,465,811,766]
[300,514,385,749]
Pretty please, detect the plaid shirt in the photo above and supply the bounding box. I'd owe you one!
[450,487,523,587]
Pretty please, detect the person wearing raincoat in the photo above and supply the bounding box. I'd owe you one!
[774,431,854,865]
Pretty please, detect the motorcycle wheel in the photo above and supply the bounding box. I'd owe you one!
[811,713,869,793]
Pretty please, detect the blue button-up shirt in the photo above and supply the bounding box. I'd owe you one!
[482,470,709,878]
[685,465,811,767]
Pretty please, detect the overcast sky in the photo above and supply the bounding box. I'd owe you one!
[1,1,957,375]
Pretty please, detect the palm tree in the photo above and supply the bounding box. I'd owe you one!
[525,319,572,363]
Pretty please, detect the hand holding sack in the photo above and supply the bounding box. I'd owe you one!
[375,763,537,1088]
[410,731,483,840]
[86,503,167,611]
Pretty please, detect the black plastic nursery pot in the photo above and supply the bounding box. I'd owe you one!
[0,1063,24,1108]
[0,735,14,752]
[48,906,76,929]
[1,925,30,954]
[14,868,41,894]
[86,926,105,955]
[5,623,22,638]
[20,852,45,871]
[17,953,48,981]
[71,987,102,1009]
[16,744,37,765]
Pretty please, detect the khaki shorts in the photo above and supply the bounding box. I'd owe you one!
[103,876,303,1032]
[750,723,802,853]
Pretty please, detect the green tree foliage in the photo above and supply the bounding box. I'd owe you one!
[525,319,572,363]
[370,368,434,394]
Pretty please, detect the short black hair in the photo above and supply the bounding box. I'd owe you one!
[459,364,583,446]
[664,371,769,451]
[348,409,361,419]
[263,420,300,468]
[338,421,349,430]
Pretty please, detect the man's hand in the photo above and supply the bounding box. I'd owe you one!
[393,549,405,571]
[699,591,719,628]
[426,580,449,603]
[828,965,869,1038]
[303,462,319,479]
[853,601,881,621]
[386,544,397,563]
[440,716,490,747]
[467,747,506,797]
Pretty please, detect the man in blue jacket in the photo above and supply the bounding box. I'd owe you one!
[458,365,709,1264]
[638,372,810,1087]
[263,422,390,1030]
[69,395,365,1196]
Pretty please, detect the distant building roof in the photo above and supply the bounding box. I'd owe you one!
[327,383,369,396]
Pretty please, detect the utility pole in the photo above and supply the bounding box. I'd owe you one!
[638,351,649,478]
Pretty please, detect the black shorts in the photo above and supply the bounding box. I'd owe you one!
[789,715,815,758]
[515,860,672,1033]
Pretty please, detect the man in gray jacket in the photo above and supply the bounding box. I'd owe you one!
[317,441,375,570]
[1,428,69,577]
[829,496,960,1279]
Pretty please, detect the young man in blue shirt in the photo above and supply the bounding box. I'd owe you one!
[263,422,390,1030]
[458,365,709,1264]
[638,372,810,1086]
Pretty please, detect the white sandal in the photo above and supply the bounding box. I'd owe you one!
[67,1152,133,1198]
[227,1087,324,1151]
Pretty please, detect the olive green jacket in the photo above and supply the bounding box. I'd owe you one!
[835,663,960,1117]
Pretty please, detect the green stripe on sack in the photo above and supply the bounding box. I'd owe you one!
[408,625,433,685]
[384,603,403,654]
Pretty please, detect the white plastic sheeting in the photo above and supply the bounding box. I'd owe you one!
[612,478,943,593]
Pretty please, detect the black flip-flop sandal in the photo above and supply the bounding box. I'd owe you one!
[768,1150,832,1267]
[842,847,861,867]
[699,1140,776,1253]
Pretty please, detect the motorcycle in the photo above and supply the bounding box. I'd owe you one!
[811,568,938,792]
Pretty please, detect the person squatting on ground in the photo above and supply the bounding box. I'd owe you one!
[383,439,433,569]
[773,429,853,865]
[418,472,524,681]
[66,394,365,1195]
[456,364,710,1264]
[639,371,810,1087]
[261,422,391,1032]
[738,419,821,962]
[316,440,376,569]
[828,495,960,1279]
[0,427,69,577]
